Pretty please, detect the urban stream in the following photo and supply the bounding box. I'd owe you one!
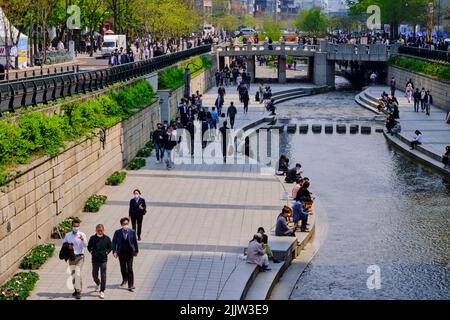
[276,88,450,299]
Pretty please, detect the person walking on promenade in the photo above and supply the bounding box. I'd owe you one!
[406,78,414,90]
[405,83,413,103]
[259,82,264,104]
[129,189,147,241]
[410,130,423,150]
[219,121,231,163]
[163,126,177,170]
[63,217,88,299]
[442,146,450,169]
[227,102,237,129]
[218,84,226,104]
[413,88,421,112]
[390,77,396,97]
[87,224,112,299]
[112,217,139,292]
[424,90,433,116]
[242,89,250,114]
[420,88,427,112]
[152,123,165,164]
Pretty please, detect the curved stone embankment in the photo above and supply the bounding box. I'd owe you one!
[356,86,450,182]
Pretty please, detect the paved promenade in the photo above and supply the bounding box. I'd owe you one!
[29,86,290,300]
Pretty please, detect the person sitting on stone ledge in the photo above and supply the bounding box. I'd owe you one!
[390,121,401,136]
[285,163,302,183]
[385,114,397,133]
[247,234,271,272]
[410,130,423,150]
[275,206,296,237]
[442,146,450,169]
[276,155,289,175]
[257,227,280,263]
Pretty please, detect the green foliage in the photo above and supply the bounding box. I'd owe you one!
[0,80,155,187]
[263,19,281,42]
[389,56,450,82]
[159,55,212,90]
[0,271,39,300]
[158,66,185,90]
[106,171,127,186]
[52,216,82,239]
[136,147,152,158]
[145,139,155,150]
[20,244,55,270]
[126,158,146,170]
[84,195,107,212]
[295,7,329,36]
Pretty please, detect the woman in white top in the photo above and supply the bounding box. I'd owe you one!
[410,130,423,150]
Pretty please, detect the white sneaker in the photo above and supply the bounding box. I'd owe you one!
[95,284,100,292]
[99,291,105,299]
[155,160,161,163]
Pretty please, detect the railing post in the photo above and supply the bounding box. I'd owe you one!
[21,82,27,107]
[31,81,37,106]
[51,78,57,101]
[8,84,15,112]
[42,80,48,104]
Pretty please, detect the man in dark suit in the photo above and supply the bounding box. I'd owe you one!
[128,189,146,241]
[112,217,139,292]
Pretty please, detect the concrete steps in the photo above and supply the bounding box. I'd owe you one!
[354,93,382,115]
[384,130,450,181]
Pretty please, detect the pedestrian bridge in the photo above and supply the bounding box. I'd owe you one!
[215,41,400,87]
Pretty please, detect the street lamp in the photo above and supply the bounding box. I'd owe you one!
[184,62,201,99]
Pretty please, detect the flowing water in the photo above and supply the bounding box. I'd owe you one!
[277,89,450,300]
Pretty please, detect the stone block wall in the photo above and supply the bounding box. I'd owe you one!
[0,99,160,285]
[388,66,450,111]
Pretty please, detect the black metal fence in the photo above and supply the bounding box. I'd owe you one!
[398,46,450,62]
[0,45,212,114]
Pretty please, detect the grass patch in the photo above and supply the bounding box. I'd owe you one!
[20,244,55,270]
[106,171,127,186]
[389,56,450,82]
[83,195,107,212]
[0,271,39,300]
[125,158,146,170]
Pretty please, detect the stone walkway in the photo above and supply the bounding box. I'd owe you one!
[29,86,289,300]
[364,86,450,158]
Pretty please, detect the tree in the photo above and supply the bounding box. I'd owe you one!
[295,7,329,36]
[79,0,108,56]
[347,0,429,39]
[239,14,257,28]
[263,19,281,42]
[329,15,359,34]
[215,15,239,32]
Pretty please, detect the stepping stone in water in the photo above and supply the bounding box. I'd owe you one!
[361,126,371,134]
[336,124,346,134]
[287,124,297,133]
[312,124,322,133]
[375,127,384,133]
[299,124,309,134]
[350,124,359,134]
[325,124,333,134]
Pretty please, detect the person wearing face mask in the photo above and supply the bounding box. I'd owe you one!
[87,224,112,299]
[129,189,147,241]
[63,218,88,299]
[112,217,139,292]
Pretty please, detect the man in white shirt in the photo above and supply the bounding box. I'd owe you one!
[57,40,65,51]
[63,218,88,299]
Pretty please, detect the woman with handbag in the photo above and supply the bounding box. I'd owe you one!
[129,189,147,241]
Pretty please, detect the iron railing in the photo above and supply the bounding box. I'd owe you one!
[398,46,450,62]
[0,45,212,114]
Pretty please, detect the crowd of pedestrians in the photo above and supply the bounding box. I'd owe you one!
[60,190,147,299]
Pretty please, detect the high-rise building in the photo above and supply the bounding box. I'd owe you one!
[299,0,326,11]
[195,0,213,15]
[325,0,348,16]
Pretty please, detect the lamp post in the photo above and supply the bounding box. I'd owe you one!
[184,62,201,99]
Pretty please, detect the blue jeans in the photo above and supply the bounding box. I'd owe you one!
[164,149,173,168]
[155,143,164,161]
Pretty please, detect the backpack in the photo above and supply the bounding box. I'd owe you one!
[255,91,260,102]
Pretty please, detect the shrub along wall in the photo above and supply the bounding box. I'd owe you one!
[0,80,160,285]
[158,54,217,122]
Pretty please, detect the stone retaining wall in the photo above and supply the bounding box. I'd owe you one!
[0,99,160,285]
[388,66,450,111]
